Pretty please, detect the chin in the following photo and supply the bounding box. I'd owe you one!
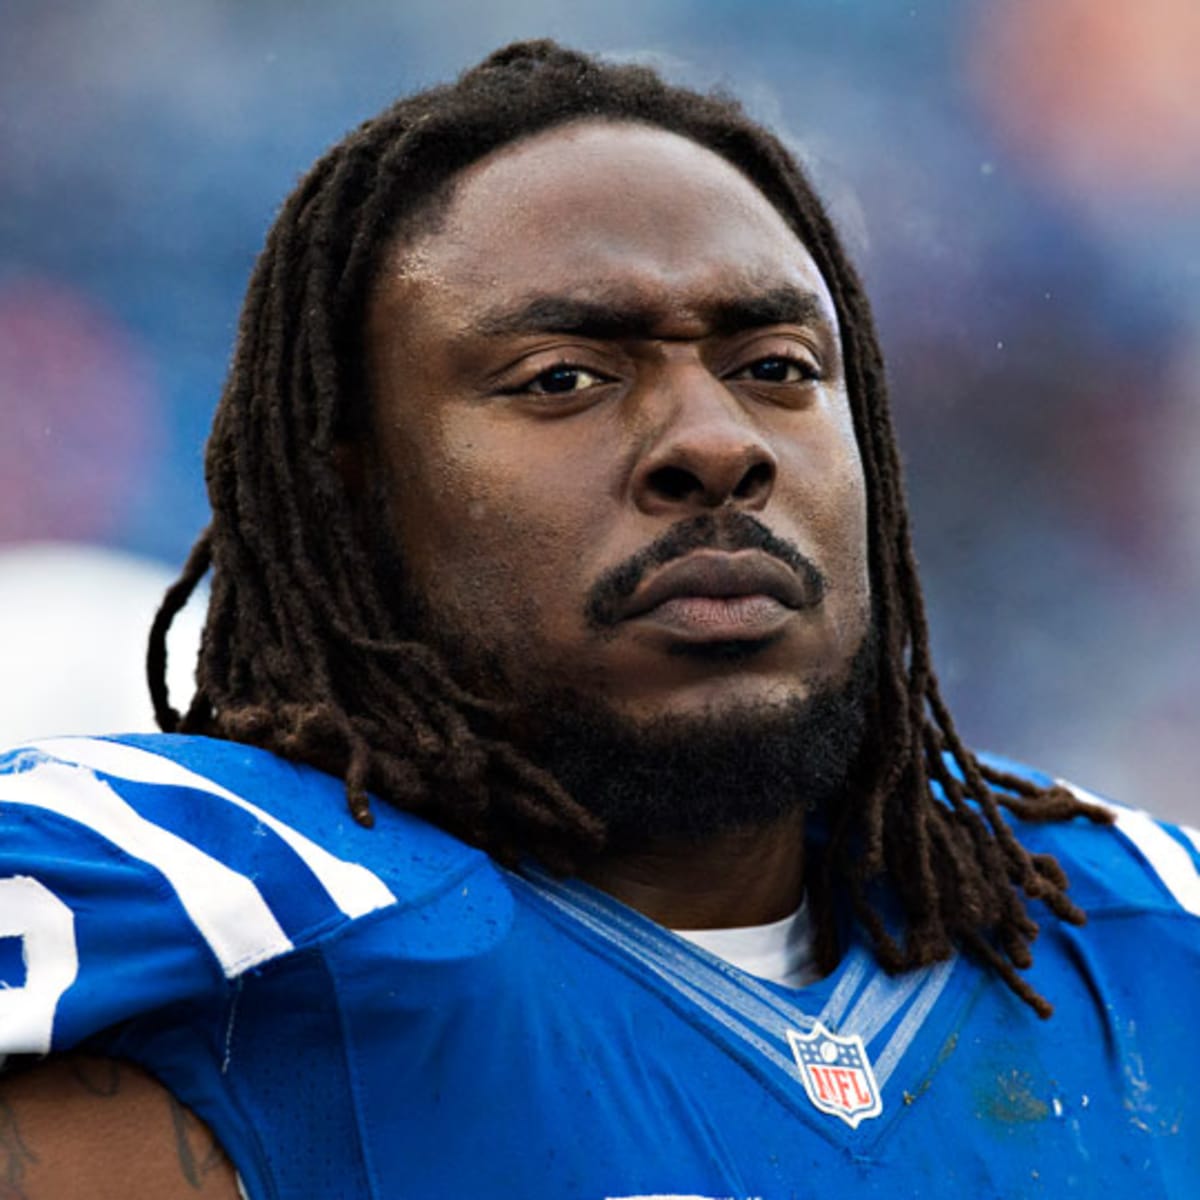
[515,635,877,851]
[604,663,840,729]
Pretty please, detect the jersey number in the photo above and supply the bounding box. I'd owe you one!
[0,876,79,1055]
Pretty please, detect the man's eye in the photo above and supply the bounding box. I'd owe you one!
[525,365,608,395]
[735,356,818,384]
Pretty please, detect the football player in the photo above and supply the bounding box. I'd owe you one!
[2,41,1197,1197]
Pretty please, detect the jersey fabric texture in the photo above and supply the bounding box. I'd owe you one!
[1,733,1197,1198]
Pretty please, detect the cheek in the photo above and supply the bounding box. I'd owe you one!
[822,434,869,579]
[830,449,872,639]
[778,417,870,619]
[386,415,607,629]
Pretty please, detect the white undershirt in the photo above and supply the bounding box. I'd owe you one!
[672,901,820,989]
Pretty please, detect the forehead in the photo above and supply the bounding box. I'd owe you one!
[376,120,837,328]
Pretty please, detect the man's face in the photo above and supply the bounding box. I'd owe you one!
[364,120,870,753]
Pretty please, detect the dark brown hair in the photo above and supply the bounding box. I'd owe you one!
[148,39,1111,1016]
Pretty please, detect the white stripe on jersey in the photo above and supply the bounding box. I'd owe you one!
[522,872,806,1082]
[32,738,396,919]
[839,959,927,1047]
[870,958,955,1089]
[1063,781,1200,918]
[818,952,870,1030]
[1,760,292,976]
[1111,808,1200,917]
[0,876,78,1054]
[520,869,956,1102]
[1180,824,1200,859]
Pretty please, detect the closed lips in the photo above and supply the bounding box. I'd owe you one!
[618,552,818,621]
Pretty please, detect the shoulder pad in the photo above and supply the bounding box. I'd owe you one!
[0,733,511,1054]
[976,752,1200,920]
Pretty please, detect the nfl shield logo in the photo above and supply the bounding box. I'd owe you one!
[786,1022,883,1128]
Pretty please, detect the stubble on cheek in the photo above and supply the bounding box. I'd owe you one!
[410,497,611,706]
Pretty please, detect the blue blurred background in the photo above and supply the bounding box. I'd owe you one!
[2,0,1197,822]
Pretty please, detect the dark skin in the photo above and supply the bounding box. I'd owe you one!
[0,1057,237,1198]
[582,809,809,930]
[4,120,869,1192]
[365,120,869,929]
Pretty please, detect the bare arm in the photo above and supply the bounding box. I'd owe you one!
[0,1057,240,1200]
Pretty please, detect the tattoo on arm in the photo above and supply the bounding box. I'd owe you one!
[0,1098,38,1200]
[1,1058,236,1197]
[68,1056,122,1098]
[167,1094,230,1190]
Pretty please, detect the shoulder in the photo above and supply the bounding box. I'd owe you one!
[979,751,1200,923]
[0,732,511,1056]
[1,731,496,903]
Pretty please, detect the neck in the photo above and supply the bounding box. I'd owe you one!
[579,808,806,930]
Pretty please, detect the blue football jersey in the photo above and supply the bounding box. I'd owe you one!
[1,733,1198,1197]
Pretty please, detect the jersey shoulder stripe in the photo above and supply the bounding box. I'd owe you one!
[95,732,495,906]
[1,753,293,977]
[31,737,397,920]
[974,753,1200,920]
[0,733,504,1057]
[1060,778,1200,919]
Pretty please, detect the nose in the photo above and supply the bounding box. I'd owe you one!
[630,368,778,516]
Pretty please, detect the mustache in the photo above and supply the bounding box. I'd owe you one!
[585,512,826,629]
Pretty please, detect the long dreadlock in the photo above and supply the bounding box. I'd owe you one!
[147,39,1111,1017]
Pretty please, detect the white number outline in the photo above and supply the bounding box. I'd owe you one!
[0,875,79,1054]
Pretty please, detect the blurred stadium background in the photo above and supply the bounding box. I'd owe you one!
[2,0,1197,822]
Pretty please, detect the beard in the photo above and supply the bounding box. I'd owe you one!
[371,505,875,851]
[511,632,875,852]
[404,592,877,853]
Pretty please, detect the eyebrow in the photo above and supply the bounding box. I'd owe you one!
[471,285,832,341]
